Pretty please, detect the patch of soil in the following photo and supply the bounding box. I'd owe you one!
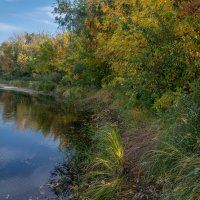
[115,125,160,200]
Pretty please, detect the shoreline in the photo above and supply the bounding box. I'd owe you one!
[0,83,44,95]
[0,81,157,199]
[0,83,71,104]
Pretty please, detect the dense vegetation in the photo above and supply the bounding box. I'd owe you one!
[0,0,199,199]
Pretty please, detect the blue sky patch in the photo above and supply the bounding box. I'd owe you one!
[0,0,58,43]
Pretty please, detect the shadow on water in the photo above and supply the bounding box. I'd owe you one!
[0,90,90,200]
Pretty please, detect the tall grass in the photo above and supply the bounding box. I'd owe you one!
[148,83,200,200]
[78,125,124,200]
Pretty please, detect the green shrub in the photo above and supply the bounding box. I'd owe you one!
[148,84,200,200]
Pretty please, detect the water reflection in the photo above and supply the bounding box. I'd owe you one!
[0,90,81,200]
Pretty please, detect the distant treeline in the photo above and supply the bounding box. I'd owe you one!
[0,0,199,109]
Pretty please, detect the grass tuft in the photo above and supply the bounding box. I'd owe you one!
[78,125,124,200]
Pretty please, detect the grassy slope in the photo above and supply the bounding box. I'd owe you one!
[75,89,158,200]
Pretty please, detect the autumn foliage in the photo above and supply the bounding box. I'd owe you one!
[0,0,199,108]
[0,1,199,199]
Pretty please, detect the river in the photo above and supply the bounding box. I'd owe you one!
[0,89,84,200]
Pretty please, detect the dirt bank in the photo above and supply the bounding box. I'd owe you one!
[82,90,159,199]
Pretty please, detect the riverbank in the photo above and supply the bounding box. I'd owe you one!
[1,80,199,200]
[0,81,158,199]
[80,90,159,200]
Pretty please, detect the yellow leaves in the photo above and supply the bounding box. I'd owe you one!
[153,92,179,111]
[101,3,110,13]
[175,21,198,40]
[62,32,70,44]
[41,32,71,71]
[73,74,80,81]
[127,0,174,28]
[106,77,125,88]
[17,53,30,68]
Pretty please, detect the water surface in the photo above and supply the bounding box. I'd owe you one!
[0,90,80,200]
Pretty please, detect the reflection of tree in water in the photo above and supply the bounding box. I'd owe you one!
[0,90,85,148]
[0,90,91,199]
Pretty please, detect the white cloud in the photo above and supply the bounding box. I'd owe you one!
[28,6,57,27]
[36,6,55,19]
[0,23,19,32]
[32,19,57,27]
[10,5,57,27]
[0,146,34,165]
[37,6,53,12]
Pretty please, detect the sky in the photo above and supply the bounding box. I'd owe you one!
[0,0,59,43]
